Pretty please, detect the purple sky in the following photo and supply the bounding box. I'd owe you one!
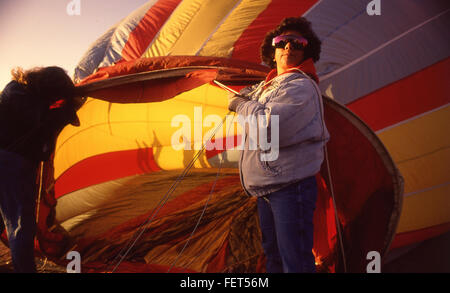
[0,0,149,89]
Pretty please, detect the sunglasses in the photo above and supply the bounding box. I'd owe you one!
[272,35,308,50]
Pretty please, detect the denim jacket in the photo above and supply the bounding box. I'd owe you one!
[235,71,330,197]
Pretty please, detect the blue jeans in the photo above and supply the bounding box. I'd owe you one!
[0,149,37,273]
[257,176,317,273]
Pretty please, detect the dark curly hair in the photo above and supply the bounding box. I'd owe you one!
[11,66,75,103]
[260,17,321,68]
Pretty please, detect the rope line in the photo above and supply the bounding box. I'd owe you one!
[293,68,347,272]
[167,112,236,272]
[109,108,232,273]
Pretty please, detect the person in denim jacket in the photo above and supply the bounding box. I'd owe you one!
[228,17,329,273]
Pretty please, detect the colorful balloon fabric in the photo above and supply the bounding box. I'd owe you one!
[14,0,449,272]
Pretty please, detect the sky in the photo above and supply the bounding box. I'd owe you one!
[0,0,149,90]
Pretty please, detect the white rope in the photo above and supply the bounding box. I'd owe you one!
[35,161,44,225]
[324,145,347,272]
[167,111,235,272]
[108,140,212,272]
[109,103,233,273]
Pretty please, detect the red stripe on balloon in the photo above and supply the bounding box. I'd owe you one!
[121,0,182,61]
[55,135,242,198]
[390,221,450,250]
[231,0,318,64]
[204,135,242,159]
[54,148,161,199]
[347,57,450,132]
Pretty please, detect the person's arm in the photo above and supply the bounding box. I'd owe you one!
[228,83,260,112]
[235,77,320,148]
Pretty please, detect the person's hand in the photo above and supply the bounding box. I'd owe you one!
[228,92,249,112]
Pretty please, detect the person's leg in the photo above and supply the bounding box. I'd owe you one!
[256,196,283,273]
[7,184,37,273]
[268,177,317,273]
[0,151,37,273]
[296,176,318,273]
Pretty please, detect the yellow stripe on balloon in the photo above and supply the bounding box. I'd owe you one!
[142,0,242,57]
[377,106,450,233]
[54,84,230,178]
[197,0,272,57]
[396,183,450,233]
[378,106,450,194]
[397,147,449,195]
